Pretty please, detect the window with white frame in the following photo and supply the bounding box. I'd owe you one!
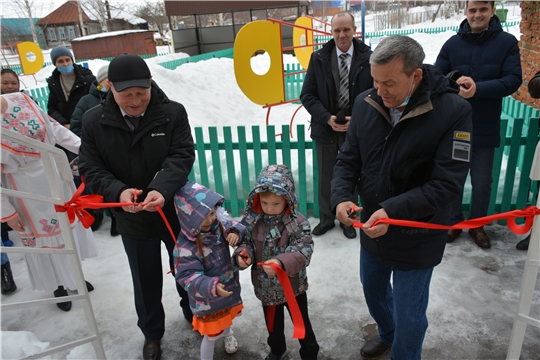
[48,28,57,41]
[58,27,66,40]
[67,26,76,39]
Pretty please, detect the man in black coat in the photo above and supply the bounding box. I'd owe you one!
[332,36,472,359]
[79,54,195,360]
[300,11,373,239]
[435,1,522,248]
[46,46,95,129]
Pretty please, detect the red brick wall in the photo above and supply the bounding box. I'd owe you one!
[514,1,540,108]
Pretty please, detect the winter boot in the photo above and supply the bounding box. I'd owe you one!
[1,262,17,294]
[53,286,72,311]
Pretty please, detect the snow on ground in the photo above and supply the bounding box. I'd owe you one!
[2,5,539,360]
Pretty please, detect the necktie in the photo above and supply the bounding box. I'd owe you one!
[337,53,350,110]
[125,115,142,131]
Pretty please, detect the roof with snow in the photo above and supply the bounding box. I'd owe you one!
[36,0,145,26]
[71,29,149,42]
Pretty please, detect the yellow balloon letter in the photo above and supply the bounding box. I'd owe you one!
[234,20,284,106]
[17,42,44,75]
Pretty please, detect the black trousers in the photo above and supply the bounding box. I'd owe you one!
[121,234,189,340]
[316,135,356,226]
[263,292,319,360]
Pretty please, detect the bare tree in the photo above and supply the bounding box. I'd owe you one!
[81,0,109,32]
[11,0,43,43]
[133,2,168,37]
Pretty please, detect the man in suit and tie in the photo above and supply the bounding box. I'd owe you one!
[300,11,373,239]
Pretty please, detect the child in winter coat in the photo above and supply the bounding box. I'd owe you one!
[232,164,319,360]
[173,181,245,359]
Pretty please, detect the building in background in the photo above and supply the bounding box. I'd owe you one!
[36,0,147,50]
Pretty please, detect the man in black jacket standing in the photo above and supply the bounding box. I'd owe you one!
[47,46,95,130]
[435,1,522,248]
[300,11,372,239]
[332,36,472,359]
[79,54,195,360]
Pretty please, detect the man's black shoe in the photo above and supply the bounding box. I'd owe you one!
[53,286,72,312]
[143,340,161,360]
[516,235,530,250]
[361,338,391,359]
[312,222,335,236]
[341,223,357,239]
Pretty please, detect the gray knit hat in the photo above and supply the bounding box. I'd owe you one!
[96,65,109,83]
[50,46,73,65]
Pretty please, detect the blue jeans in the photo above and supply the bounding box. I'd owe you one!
[360,248,434,360]
[450,146,495,223]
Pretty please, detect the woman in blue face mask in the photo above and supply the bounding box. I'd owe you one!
[46,46,96,133]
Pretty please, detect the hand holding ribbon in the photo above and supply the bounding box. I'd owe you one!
[350,206,540,235]
[258,261,306,339]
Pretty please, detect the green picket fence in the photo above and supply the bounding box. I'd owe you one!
[158,48,234,71]
[188,125,317,218]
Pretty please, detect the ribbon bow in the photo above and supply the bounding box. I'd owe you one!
[54,182,104,229]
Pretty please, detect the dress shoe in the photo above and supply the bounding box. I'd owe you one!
[469,227,491,248]
[516,235,530,251]
[53,286,72,312]
[1,262,17,295]
[143,339,161,360]
[86,280,94,292]
[312,222,335,236]
[340,223,357,239]
[361,337,391,359]
[447,229,462,243]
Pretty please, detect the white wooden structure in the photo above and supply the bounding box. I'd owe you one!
[0,130,106,359]
[506,141,540,360]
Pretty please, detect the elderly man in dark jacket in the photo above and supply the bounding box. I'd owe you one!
[300,11,372,239]
[79,54,195,360]
[332,36,472,360]
[435,1,522,248]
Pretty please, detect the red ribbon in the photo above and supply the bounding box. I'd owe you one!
[352,206,540,235]
[55,182,181,272]
[258,262,306,339]
[54,181,139,229]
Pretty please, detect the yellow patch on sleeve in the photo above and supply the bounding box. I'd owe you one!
[453,131,471,141]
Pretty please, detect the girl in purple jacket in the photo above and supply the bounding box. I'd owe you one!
[173,181,244,359]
